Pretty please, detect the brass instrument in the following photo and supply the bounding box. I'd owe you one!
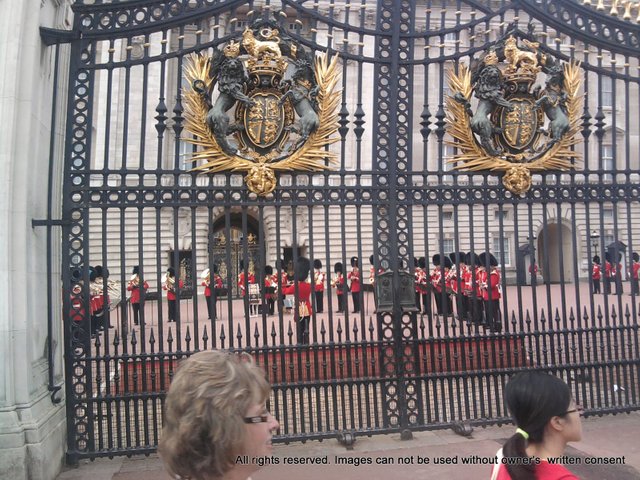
[200,268,211,286]
[129,273,140,288]
[162,273,175,292]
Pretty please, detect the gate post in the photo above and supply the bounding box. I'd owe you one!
[372,0,423,436]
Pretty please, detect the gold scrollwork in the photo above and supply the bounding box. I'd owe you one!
[182,51,341,196]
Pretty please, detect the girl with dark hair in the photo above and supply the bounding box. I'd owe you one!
[491,371,583,480]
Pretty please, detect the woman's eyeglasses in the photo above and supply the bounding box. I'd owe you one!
[244,412,271,424]
[562,405,585,416]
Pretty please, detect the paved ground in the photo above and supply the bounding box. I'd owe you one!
[57,410,640,480]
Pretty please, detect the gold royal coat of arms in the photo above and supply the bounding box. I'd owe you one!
[445,30,582,194]
[183,19,341,196]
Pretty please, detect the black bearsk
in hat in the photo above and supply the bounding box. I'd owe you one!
[295,257,311,281]
[369,255,375,265]
[465,252,481,266]
[350,256,359,268]
[633,252,639,262]
[479,252,498,267]
[593,255,601,264]
[443,256,453,269]
[418,257,426,269]
[449,252,466,265]
[132,265,140,275]
[334,262,343,274]
[432,254,441,266]
[213,264,219,274]
[313,259,323,269]
[265,265,273,275]
[167,267,176,276]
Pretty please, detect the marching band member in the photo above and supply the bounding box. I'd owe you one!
[313,259,326,313]
[163,267,183,322]
[281,257,313,344]
[263,265,277,316]
[479,252,502,333]
[449,252,468,323]
[331,262,345,313]
[591,255,601,294]
[127,265,149,326]
[201,266,223,320]
[463,252,482,325]
[238,260,257,316]
[347,256,361,313]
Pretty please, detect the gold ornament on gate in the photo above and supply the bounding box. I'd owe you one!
[182,20,341,196]
[445,28,583,195]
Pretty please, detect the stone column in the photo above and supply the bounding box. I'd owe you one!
[0,1,70,479]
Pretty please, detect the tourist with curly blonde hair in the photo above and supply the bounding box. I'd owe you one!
[159,350,279,480]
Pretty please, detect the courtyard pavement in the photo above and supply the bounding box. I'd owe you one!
[57,410,640,480]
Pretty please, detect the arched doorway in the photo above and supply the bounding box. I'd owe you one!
[210,214,262,297]
[538,223,574,283]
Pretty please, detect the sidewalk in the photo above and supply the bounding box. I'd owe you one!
[57,411,640,480]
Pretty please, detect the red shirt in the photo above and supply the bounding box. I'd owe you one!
[202,274,223,297]
[264,274,277,300]
[237,272,256,297]
[281,281,313,316]
[333,273,345,295]
[431,267,442,293]
[605,261,612,278]
[127,279,149,304]
[495,460,578,479]
[314,269,326,292]
[348,269,361,293]
[592,264,601,280]
[482,269,501,301]
[415,267,428,294]
[633,261,640,280]
[163,279,184,301]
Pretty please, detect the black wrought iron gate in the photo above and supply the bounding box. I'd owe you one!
[45,0,640,462]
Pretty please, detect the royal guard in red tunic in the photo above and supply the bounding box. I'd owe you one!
[163,267,184,322]
[347,256,361,313]
[331,262,345,313]
[263,265,277,315]
[281,257,313,345]
[449,252,469,322]
[479,252,502,333]
[631,252,640,295]
[604,253,613,294]
[313,259,326,313]
[127,265,149,326]
[591,255,602,294]
[201,266,223,320]
[464,252,483,325]
[238,260,258,316]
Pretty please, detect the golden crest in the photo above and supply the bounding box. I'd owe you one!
[182,23,341,196]
[445,34,582,195]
